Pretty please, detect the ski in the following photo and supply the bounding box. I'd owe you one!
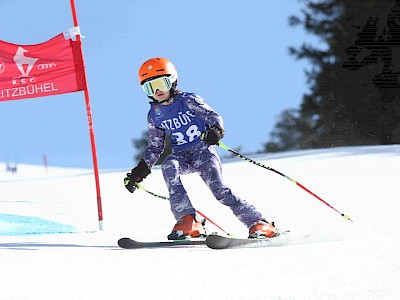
[118,237,206,249]
[206,233,310,250]
[118,233,310,249]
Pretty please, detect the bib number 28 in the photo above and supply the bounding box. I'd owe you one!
[172,125,202,145]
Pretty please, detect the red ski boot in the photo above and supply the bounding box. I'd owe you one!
[167,214,206,240]
[248,220,278,238]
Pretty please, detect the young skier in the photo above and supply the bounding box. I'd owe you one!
[124,57,277,240]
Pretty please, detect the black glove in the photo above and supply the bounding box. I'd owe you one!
[202,124,225,145]
[124,159,151,193]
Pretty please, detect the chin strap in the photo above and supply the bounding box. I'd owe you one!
[148,96,175,105]
[148,98,172,105]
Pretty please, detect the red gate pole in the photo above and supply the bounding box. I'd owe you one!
[70,0,104,230]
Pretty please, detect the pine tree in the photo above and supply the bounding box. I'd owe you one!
[265,0,400,152]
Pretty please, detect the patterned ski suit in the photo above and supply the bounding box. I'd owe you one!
[143,92,264,228]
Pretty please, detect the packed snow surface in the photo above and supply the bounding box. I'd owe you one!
[1,145,400,299]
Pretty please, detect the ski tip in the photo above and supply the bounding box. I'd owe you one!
[117,237,131,247]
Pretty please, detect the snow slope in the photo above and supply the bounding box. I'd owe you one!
[1,145,400,300]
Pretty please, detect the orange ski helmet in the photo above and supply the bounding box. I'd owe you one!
[138,57,178,85]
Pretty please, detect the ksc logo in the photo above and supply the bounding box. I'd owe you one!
[13,47,38,77]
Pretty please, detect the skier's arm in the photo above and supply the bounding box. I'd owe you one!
[124,117,165,193]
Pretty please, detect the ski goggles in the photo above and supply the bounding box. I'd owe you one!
[141,76,174,96]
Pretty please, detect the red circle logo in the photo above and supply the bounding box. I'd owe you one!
[0,60,5,75]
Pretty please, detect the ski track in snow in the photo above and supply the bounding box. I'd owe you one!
[1,145,400,300]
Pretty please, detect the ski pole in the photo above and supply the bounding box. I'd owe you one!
[217,141,353,222]
[134,183,231,235]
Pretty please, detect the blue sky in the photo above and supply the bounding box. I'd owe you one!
[0,0,320,169]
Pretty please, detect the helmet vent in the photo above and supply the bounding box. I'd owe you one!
[156,69,165,72]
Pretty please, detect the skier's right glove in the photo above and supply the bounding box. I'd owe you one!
[124,159,151,193]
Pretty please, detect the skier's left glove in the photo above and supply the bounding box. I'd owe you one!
[202,124,225,145]
[124,159,151,193]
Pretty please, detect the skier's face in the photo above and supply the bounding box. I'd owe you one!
[153,89,171,104]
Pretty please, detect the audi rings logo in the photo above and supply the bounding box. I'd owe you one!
[37,63,56,70]
[0,60,5,75]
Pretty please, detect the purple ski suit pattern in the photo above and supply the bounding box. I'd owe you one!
[143,92,264,228]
